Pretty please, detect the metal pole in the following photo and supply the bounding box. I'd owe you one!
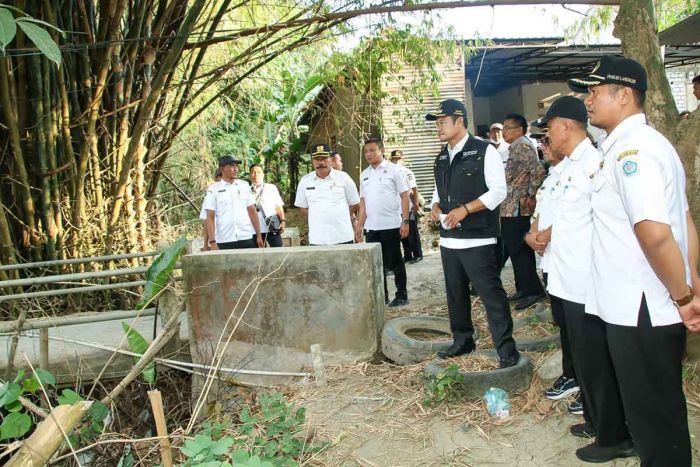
[0,266,149,289]
[0,308,157,333]
[0,251,158,272]
[0,280,148,302]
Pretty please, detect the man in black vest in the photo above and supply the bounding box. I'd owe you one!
[427,99,520,368]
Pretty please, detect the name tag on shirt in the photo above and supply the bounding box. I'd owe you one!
[362,177,369,181]
[464,150,478,156]
[438,155,448,161]
[217,189,226,193]
[306,186,316,190]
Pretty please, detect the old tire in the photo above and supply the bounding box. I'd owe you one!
[424,350,534,399]
[382,316,480,365]
[513,306,561,352]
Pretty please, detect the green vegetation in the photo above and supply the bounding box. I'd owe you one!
[423,363,465,406]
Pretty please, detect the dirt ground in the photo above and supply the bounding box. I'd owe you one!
[289,240,700,466]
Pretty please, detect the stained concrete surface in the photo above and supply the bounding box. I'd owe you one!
[182,244,385,386]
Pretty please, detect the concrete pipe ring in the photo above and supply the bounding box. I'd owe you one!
[424,350,534,400]
[513,306,561,352]
[381,316,480,365]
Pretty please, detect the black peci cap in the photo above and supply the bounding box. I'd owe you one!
[390,150,404,159]
[311,144,332,158]
[532,96,588,128]
[568,56,647,93]
[426,99,468,121]
[218,155,242,166]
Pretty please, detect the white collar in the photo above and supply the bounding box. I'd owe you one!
[568,138,595,162]
[313,168,337,181]
[369,159,389,171]
[600,113,646,155]
[448,133,470,154]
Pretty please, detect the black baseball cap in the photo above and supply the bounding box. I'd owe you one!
[568,56,647,93]
[311,144,331,158]
[218,155,242,166]
[426,99,467,121]
[390,150,404,159]
[533,96,588,128]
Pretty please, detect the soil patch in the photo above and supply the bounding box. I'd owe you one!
[405,328,451,341]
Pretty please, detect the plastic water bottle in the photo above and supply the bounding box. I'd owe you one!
[483,387,510,419]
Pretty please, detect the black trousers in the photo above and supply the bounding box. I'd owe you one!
[400,216,423,260]
[254,232,282,248]
[365,228,407,300]
[440,244,518,361]
[561,300,594,428]
[500,216,544,296]
[543,274,575,380]
[217,238,256,249]
[575,297,690,466]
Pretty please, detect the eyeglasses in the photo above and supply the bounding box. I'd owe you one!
[502,125,520,130]
[541,137,551,146]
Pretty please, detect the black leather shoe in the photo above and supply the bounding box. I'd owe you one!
[514,293,546,310]
[508,291,524,301]
[388,297,409,307]
[570,423,596,439]
[437,340,476,359]
[499,352,520,369]
[576,440,636,463]
[409,256,423,264]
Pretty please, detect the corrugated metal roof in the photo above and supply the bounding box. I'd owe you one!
[465,39,700,96]
[381,62,465,199]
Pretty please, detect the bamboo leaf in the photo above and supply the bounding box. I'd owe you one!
[16,20,61,66]
[0,412,32,440]
[136,238,186,310]
[0,8,16,52]
[121,322,156,384]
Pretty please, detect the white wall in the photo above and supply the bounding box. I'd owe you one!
[521,82,573,123]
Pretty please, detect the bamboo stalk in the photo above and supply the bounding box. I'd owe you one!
[6,401,91,467]
[147,390,173,467]
[39,328,49,372]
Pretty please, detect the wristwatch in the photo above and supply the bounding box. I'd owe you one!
[672,286,694,308]
[402,219,409,224]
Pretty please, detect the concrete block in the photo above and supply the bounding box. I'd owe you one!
[182,244,385,388]
[281,227,301,247]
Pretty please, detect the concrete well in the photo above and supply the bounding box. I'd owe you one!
[182,244,385,388]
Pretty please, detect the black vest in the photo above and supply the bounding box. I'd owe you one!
[433,135,500,239]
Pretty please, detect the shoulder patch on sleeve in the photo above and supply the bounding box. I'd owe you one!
[616,149,639,161]
[621,158,639,176]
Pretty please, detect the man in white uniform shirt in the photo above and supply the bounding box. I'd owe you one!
[295,144,360,246]
[567,56,700,464]
[427,99,520,368]
[488,123,510,163]
[531,97,602,441]
[355,138,410,307]
[390,149,423,264]
[203,156,263,250]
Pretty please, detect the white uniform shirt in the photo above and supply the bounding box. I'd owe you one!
[396,164,418,214]
[533,160,569,273]
[360,160,409,231]
[203,179,256,243]
[252,183,284,234]
[295,169,360,245]
[496,141,510,163]
[547,139,601,304]
[200,182,218,221]
[586,113,690,327]
[430,134,507,250]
